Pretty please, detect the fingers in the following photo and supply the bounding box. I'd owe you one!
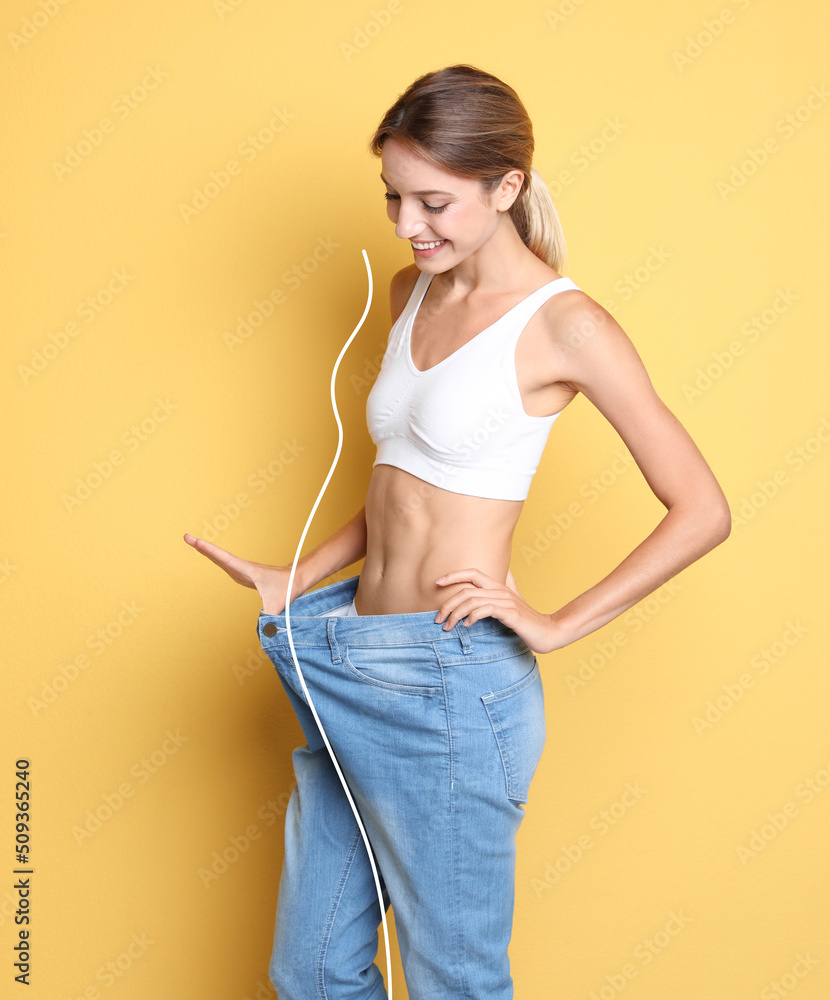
[434,585,512,627]
[184,533,238,564]
[435,566,490,587]
[182,532,257,588]
[436,595,512,631]
[191,544,230,572]
[184,532,223,554]
[433,569,506,626]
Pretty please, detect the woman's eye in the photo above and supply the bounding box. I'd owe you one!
[383,192,446,214]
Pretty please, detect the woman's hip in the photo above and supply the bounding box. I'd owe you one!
[256,576,546,810]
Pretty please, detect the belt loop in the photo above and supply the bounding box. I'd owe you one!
[456,624,473,654]
[327,618,342,663]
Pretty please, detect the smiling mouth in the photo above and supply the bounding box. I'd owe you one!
[411,239,446,250]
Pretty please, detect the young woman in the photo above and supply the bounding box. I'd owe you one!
[184,64,731,999]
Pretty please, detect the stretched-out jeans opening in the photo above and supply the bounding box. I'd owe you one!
[256,573,546,1000]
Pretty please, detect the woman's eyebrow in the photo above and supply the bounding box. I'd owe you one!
[380,172,454,196]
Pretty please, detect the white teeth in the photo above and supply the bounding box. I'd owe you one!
[412,240,445,249]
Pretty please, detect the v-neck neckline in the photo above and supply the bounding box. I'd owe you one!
[405,272,569,375]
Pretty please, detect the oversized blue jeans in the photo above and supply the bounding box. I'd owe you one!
[256,573,546,999]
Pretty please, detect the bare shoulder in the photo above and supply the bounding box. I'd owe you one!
[389,264,421,324]
[537,286,647,389]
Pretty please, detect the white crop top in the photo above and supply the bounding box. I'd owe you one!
[366,270,581,501]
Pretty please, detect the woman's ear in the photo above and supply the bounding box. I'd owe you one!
[496,168,525,211]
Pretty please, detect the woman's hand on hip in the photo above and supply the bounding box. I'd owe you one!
[433,566,570,655]
[183,532,302,615]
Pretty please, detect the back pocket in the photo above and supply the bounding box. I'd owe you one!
[481,655,546,805]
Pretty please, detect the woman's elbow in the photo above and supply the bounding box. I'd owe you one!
[669,493,733,551]
[700,496,733,549]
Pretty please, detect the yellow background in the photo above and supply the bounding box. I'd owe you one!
[2,0,828,997]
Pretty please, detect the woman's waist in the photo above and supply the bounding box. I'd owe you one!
[357,465,520,613]
[259,571,526,650]
[356,541,510,616]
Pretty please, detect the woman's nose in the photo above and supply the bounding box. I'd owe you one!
[394,204,426,240]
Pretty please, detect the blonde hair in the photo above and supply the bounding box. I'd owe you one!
[368,64,569,273]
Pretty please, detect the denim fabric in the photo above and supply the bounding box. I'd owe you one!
[256,573,546,999]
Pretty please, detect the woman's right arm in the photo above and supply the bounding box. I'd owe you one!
[184,265,412,610]
[294,504,367,593]
[183,505,367,614]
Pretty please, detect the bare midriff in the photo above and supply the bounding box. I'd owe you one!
[351,264,582,616]
[354,463,524,615]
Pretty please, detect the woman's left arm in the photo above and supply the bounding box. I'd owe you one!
[435,294,733,654]
[538,292,733,648]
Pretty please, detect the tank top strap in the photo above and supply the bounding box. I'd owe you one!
[388,271,432,353]
[499,277,580,348]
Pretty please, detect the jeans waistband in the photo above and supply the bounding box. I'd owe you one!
[257,573,521,649]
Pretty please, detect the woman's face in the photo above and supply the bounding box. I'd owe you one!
[380,137,517,271]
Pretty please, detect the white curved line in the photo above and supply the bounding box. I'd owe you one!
[282,250,393,997]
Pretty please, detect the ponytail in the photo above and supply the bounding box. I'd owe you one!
[509,167,569,274]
